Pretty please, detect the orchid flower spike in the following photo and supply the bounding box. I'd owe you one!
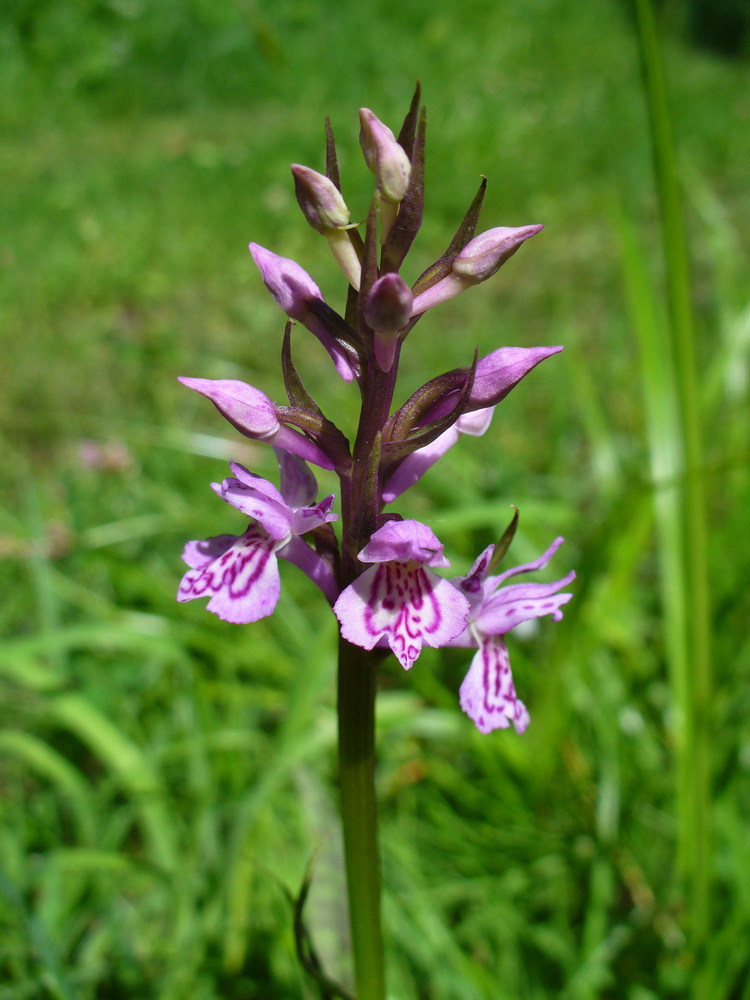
[178,377,335,469]
[334,519,470,670]
[449,537,575,734]
[248,243,356,381]
[290,165,362,291]
[178,452,339,623]
[411,225,543,315]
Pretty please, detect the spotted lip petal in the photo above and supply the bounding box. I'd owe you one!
[178,526,281,624]
[178,455,340,621]
[334,562,470,670]
[459,637,530,735]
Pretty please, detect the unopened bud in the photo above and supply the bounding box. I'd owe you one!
[365,273,414,373]
[364,274,413,332]
[359,109,411,204]
[452,225,543,284]
[291,164,351,233]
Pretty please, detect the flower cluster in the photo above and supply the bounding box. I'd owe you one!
[178,88,574,733]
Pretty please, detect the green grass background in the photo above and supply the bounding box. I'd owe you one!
[1,0,749,997]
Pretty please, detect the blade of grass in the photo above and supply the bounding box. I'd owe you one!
[632,0,713,960]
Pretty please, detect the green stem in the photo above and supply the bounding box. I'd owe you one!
[337,637,386,1000]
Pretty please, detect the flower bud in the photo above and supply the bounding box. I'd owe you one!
[364,273,414,373]
[178,377,335,469]
[359,109,411,204]
[411,225,543,315]
[291,164,351,233]
[364,274,413,332]
[452,225,543,284]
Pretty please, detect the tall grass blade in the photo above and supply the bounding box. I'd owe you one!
[632,0,713,960]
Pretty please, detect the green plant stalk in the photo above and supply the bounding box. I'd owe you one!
[633,0,712,952]
[337,638,386,1000]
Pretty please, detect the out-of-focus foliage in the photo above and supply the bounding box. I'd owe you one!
[1,0,749,997]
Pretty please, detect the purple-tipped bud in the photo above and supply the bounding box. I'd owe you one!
[420,345,564,423]
[359,109,411,204]
[364,274,413,332]
[291,164,351,233]
[249,243,322,322]
[249,243,356,382]
[364,273,414,372]
[178,377,335,469]
[411,225,543,316]
[452,225,543,284]
[179,378,280,438]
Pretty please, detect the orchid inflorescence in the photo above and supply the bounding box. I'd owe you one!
[178,87,574,735]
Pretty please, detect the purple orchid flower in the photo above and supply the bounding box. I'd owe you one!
[249,243,357,381]
[422,345,563,424]
[449,537,575,734]
[382,407,494,503]
[334,519,470,670]
[178,451,338,623]
[178,377,336,470]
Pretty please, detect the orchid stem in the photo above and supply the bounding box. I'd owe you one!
[337,636,386,1000]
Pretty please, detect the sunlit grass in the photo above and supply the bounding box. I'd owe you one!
[1,0,750,997]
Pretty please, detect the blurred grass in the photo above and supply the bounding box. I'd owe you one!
[1,0,750,997]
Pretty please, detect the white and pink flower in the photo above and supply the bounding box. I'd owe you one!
[334,519,470,670]
[178,452,338,624]
[450,537,575,734]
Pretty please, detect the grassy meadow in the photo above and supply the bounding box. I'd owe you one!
[1,0,749,997]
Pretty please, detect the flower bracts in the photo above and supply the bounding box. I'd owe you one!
[178,87,573,733]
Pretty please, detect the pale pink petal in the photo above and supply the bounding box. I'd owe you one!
[289,493,337,535]
[280,535,339,604]
[488,536,567,588]
[211,479,292,541]
[182,534,237,570]
[381,426,460,504]
[229,461,288,504]
[477,582,574,636]
[274,449,318,509]
[358,519,449,568]
[334,563,470,670]
[459,638,530,735]
[177,526,281,624]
